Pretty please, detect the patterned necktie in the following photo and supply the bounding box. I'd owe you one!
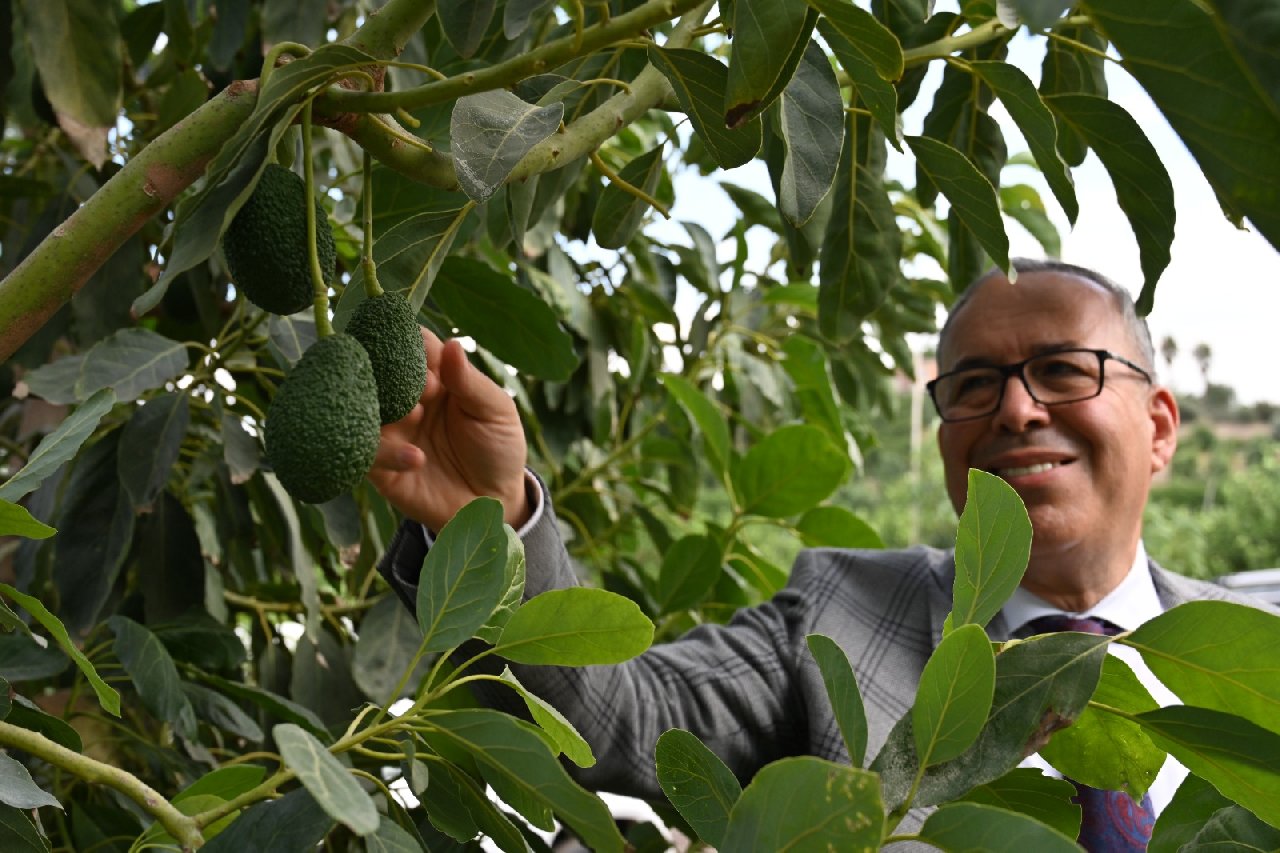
[1016,613,1156,852]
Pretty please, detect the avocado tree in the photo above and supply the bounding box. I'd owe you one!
[1,0,1279,850]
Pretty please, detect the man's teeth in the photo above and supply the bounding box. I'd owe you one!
[999,462,1058,477]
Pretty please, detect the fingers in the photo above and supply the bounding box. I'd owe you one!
[372,434,424,473]
[436,338,517,422]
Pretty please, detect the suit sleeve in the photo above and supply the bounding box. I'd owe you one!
[375,472,813,800]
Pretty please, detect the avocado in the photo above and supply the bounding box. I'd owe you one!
[264,334,381,503]
[221,163,336,315]
[344,291,427,424]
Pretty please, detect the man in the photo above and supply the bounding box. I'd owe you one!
[370,260,1263,846]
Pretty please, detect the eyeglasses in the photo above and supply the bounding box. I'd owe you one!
[927,348,1153,423]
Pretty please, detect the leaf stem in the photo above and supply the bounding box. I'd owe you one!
[0,721,204,851]
[589,150,671,217]
[902,20,1009,67]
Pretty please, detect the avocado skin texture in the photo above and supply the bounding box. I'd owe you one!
[345,291,428,424]
[222,164,336,315]
[265,334,380,504]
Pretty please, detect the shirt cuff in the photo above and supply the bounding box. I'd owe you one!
[420,469,545,545]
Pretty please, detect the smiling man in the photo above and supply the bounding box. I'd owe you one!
[371,259,1266,850]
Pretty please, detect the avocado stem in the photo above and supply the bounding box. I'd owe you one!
[361,151,385,299]
[301,99,334,337]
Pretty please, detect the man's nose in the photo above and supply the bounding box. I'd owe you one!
[991,373,1051,432]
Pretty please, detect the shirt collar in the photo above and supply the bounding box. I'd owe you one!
[1003,541,1162,634]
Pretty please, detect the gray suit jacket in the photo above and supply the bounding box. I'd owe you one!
[377,484,1263,842]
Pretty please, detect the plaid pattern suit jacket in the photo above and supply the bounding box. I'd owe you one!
[377,480,1260,843]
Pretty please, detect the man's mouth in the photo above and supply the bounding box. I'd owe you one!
[993,461,1063,478]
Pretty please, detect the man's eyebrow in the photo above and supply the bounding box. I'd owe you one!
[947,342,1083,372]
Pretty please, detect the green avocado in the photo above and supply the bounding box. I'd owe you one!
[264,334,381,504]
[221,164,336,315]
[344,291,428,424]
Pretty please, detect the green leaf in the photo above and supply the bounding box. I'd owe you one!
[504,0,553,39]
[108,615,196,738]
[874,631,1112,810]
[4,696,82,754]
[1122,600,1280,735]
[817,18,900,147]
[959,768,1081,839]
[0,634,68,681]
[948,469,1031,634]
[654,729,742,848]
[720,757,883,850]
[19,0,121,129]
[1133,705,1280,828]
[0,502,54,540]
[220,412,260,485]
[0,388,115,502]
[1149,772,1231,853]
[0,803,50,852]
[906,135,1010,276]
[202,788,333,853]
[181,682,264,742]
[806,634,869,767]
[661,374,732,479]
[493,587,654,666]
[423,709,624,853]
[475,526,526,645]
[777,41,845,226]
[117,392,190,512]
[593,147,666,250]
[274,723,379,836]
[22,329,187,405]
[1001,184,1062,257]
[807,0,903,82]
[189,668,329,741]
[656,533,723,615]
[1038,23,1106,167]
[919,802,1080,853]
[647,48,762,169]
[365,816,425,853]
[1039,654,1163,799]
[352,594,431,705]
[432,257,578,381]
[438,0,496,58]
[1087,0,1280,256]
[1045,93,1174,314]
[0,754,60,810]
[450,90,563,203]
[266,313,317,369]
[725,0,817,128]
[731,424,849,517]
[498,667,594,768]
[970,60,1078,224]
[419,759,526,850]
[0,584,119,716]
[796,506,882,549]
[913,623,996,768]
[1186,804,1280,850]
[174,765,268,804]
[416,496,511,654]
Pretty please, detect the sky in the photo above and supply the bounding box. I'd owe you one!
[648,20,1280,405]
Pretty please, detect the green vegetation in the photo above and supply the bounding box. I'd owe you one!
[264,334,381,504]
[220,164,336,316]
[344,291,428,424]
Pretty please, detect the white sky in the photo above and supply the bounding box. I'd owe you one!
[649,19,1279,405]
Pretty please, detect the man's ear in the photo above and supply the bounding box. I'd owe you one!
[1149,385,1179,473]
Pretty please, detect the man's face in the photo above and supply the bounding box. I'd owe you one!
[935,271,1178,566]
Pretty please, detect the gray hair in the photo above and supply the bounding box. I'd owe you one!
[937,259,1157,373]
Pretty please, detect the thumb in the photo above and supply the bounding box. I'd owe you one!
[437,339,515,422]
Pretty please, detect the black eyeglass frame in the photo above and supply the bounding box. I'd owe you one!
[926,348,1154,423]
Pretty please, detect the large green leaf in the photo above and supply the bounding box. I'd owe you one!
[108,615,196,738]
[0,388,114,503]
[806,634,869,767]
[175,765,268,804]
[660,374,732,479]
[0,502,54,539]
[796,506,883,549]
[0,803,50,852]
[474,526,526,645]
[655,729,742,848]
[181,682,264,742]
[117,392,189,512]
[1133,705,1280,828]
[592,146,666,250]
[492,587,653,666]
[1149,772,1231,853]
[918,802,1080,853]
[874,631,1112,810]
[777,41,845,226]
[416,496,511,653]
[959,768,1081,839]
[0,754,60,811]
[725,0,817,127]
[365,816,424,853]
[913,623,996,768]
[202,788,333,853]
[817,18,899,147]
[450,90,563,203]
[1183,804,1280,850]
[22,329,187,405]
[273,723,378,837]
[0,584,119,716]
[970,60,1078,224]
[1086,0,1280,255]
[1038,23,1106,166]
[1039,653,1163,799]
[720,757,883,850]
[498,667,594,768]
[648,48,762,169]
[419,758,526,850]
[948,469,1031,634]
[438,0,496,58]
[4,696,82,754]
[1122,600,1280,735]
[352,594,431,705]
[191,668,329,742]
[431,257,578,381]
[731,424,849,518]
[906,135,1010,276]
[423,709,624,853]
[338,207,470,320]
[656,533,723,615]
[806,0,903,82]
[19,0,121,128]
[1045,93,1174,314]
